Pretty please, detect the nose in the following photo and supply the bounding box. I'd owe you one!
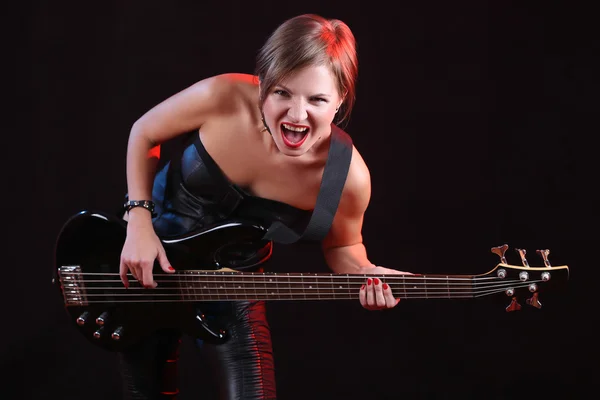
[287,98,308,122]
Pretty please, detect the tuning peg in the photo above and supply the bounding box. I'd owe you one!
[536,249,551,268]
[525,283,542,309]
[506,296,522,312]
[491,244,508,264]
[515,248,530,268]
[526,292,542,309]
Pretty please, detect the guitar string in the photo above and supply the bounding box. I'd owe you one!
[60,285,536,303]
[59,274,542,303]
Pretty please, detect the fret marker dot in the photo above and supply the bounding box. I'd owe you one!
[309,286,313,289]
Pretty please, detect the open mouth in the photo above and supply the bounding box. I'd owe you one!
[280,123,309,148]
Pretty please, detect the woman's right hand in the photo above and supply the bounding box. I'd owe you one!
[119,213,174,288]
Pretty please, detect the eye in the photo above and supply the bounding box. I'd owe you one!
[311,97,328,103]
[274,89,289,97]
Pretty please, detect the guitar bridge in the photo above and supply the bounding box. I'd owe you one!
[58,265,88,306]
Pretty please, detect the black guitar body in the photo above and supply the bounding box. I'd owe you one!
[53,210,273,352]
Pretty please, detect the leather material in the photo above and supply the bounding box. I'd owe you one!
[117,129,329,399]
[118,301,276,400]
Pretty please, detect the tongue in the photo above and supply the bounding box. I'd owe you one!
[283,129,306,144]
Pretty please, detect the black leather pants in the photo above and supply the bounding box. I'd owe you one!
[117,301,276,400]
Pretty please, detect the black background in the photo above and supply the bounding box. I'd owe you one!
[8,1,597,399]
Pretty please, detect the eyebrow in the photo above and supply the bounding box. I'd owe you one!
[277,84,332,98]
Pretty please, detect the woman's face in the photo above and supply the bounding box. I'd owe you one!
[261,65,342,157]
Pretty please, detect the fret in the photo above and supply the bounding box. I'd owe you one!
[199,271,208,300]
[314,273,320,300]
[330,274,342,300]
[237,272,251,300]
[178,272,186,302]
[401,275,408,299]
[312,273,329,300]
[255,272,267,299]
[290,273,305,300]
[222,272,231,299]
[185,271,193,301]
[331,274,336,300]
[300,273,307,299]
[207,271,218,300]
[265,274,277,299]
[189,271,197,301]
[275,273,281,300]
[424,275,428,299]
[277,273,293,300]
[200,271,209,301]
[347,274,351,299]
[250,272,258,300]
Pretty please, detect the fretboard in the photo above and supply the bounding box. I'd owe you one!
[175,271,476,301]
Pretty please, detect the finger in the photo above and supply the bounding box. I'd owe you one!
[157,251,175,274]
[140,260,157,288]
[373,277,386,308]
[128,264,140,282]
[122,257,140,283]
[359,283,367,307]
[365,278,374,308]
[119,260,130,288]
[382,282,398,308]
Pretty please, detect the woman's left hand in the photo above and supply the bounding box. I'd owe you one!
[358,266,412,310]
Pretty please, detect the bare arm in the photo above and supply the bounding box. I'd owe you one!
[321,147,375,273]
[120,74,234,288]
[126,76,229,205]
[321,147,408,309]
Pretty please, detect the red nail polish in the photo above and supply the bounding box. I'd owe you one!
[168,266,175,271]
[383,283,389,290]
[367,278,372,286]
[361,284,365,290]
[374,278,380,285]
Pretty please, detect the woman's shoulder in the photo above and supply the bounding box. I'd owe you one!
[194,73,258,105]
[206,73,259,91]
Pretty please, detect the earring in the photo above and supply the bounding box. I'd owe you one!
[259,110,271,135]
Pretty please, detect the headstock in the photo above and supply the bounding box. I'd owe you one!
[484,244,569,312]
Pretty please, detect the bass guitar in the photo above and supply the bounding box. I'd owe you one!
[53,210,570,352]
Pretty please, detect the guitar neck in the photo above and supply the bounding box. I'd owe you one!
[62,267,554,306]
[174,271,477,301]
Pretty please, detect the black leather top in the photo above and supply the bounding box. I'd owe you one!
[150,131,312,238]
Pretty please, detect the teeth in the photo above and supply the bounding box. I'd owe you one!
[282,123,308,132]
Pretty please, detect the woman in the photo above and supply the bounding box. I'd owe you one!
[119,13,410,400]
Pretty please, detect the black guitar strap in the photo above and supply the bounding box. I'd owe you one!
[262,124,353,243]
[172,124,352,244]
